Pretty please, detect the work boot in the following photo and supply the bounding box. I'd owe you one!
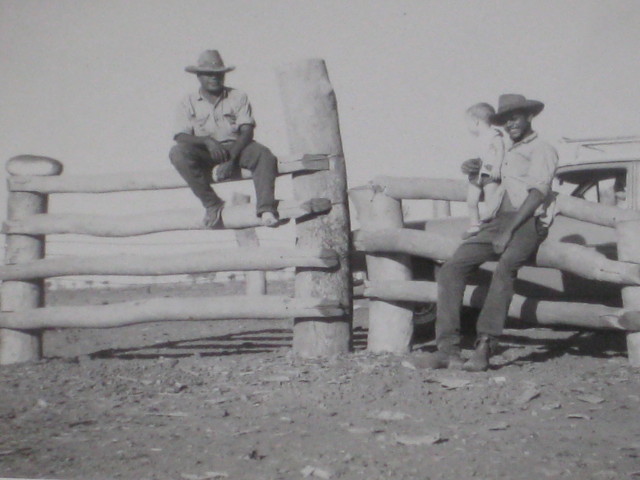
[415,350,464,370]
[463,335,495,372]
[203,202,224,229]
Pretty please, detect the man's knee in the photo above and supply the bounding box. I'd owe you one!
[241,142,277,170]
[169,143,190,167]
[438,259,462,284]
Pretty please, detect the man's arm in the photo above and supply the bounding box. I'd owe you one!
[174,133,228,163]
[492,188,545,254]
[226,124,254,162]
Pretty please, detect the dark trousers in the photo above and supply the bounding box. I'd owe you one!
[169,141,277,215]
[436,212,548,353]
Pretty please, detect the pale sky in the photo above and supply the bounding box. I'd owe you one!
[1,0,639,263]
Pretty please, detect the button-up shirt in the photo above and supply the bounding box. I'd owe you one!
[484,132,559,225]
[174,87,256,143]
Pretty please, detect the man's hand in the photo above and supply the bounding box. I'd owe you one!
[461,158,482,176]
[213,159,238,182]
[204,137,229,163]
[492,228,513,254]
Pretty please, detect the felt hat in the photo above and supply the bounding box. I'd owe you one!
[185,50,235,74]
[491,94,544,125]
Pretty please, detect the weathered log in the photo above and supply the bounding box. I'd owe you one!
[1,156,62,364]
[363,280,636,331]
[0,296,344,330]
[372,176,467,201]
[617,220,640,366]
[555,194,640,227]
[2,198,331,237]
[7,154,330,194]
[354,227,640,285]
[232,193,266,295]
[277,58,352,357]
[369,176,640,227]
[0,247,338,280]
[349,185,413,354]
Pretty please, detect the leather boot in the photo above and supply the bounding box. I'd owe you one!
[463,335,494,372]
[415,350,464,370]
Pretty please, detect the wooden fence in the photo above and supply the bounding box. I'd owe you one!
[349,176,640,366]
[0,59,353,365]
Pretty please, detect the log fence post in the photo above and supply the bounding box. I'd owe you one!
[1,155,62,364]
[276,59,352,357]
[616,219,640,366]
[232,193,267,295]
[349,186,414,353]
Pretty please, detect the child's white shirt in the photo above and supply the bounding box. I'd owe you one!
[477,127,505,179]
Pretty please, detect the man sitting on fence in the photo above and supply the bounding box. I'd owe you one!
[428,94,559,372]
[169,50,279,228]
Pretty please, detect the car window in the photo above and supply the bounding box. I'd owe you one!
[556,167,629,209]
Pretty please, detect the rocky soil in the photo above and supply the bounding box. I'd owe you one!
[0,281,639,480]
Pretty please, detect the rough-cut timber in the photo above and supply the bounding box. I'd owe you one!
[370,175,640,227]
[616,220,640,366]
[354,227,640,285]
[3,198,332,237]
[233,193,266,295]
[0,247,338,280]
[1,156,61,364]
[363,280,635,331]
[277,58,352,357]
[372,176,467,201]
[0,296,344,330]
[8,154,330,193]
[349,186,413,353]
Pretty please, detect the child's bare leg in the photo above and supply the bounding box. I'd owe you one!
[464,183,482,239]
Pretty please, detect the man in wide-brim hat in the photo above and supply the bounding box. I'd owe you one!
[429,94,559,372]
[169,50,279,228]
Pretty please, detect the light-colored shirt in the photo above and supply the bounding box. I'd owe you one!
[174,87,256,143]
[477,127,505,180]
[484,132,559,225]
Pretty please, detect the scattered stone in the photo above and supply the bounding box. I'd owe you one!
[514,383,541,405]
[438,378,471,390]
[301,465,332,479]
[487,421,510,431]
[566,413,591,420]
[367,410,410,421]
[576,394,605,405]
[401,360,417,371]
[490,376,507,385]
[540,402,562,411]
[394,432,443,446]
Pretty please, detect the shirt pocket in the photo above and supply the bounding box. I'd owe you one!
[193,113,211,127]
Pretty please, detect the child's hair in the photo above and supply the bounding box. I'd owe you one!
[466,103,495,123]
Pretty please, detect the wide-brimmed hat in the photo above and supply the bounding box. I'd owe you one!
[185,50,235,74]
[491,94,544,125]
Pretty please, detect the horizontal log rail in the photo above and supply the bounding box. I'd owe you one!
[363,280,639,331]
[353,228,640,285]
[0,247,338,280]
[0,296,344,330]
[8,154,330,194]
[2,198,331,237]
[369,176,640,227]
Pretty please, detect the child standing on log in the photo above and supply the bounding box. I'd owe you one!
[169,50,279,229]
[463,103,505,239]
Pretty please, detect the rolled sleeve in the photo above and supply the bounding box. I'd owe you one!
[523,143,558,197]
[234,92,256,128]
[173,96,194,138]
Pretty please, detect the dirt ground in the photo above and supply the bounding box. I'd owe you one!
[1,280,639,480]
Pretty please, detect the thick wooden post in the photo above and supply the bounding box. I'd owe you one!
[617,220,640,366]
[276,59,352,357]
[349,186,413,353]
[232,193,266,295]
[432,200,451,219]
[1,155,62,364]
